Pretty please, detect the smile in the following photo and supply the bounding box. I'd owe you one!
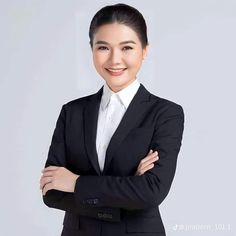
[105,68,127,76]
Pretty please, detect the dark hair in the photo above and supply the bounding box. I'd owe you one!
[89,3,148,49]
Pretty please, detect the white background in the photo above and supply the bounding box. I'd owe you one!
[0,0,235,235]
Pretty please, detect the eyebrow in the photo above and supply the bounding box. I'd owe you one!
[95,40,136,45]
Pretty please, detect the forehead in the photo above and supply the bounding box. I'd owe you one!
[94,23,141,45]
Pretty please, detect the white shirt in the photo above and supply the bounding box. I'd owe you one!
[96,79,140,172]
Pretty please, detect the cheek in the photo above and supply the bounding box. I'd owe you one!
[126,52,143,66]
[93,53,100,66]
[93,52,107,65]
[126,58,143,70]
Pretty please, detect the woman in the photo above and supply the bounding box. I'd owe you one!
[40,3,184,236]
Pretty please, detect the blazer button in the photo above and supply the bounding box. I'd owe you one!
[97,212,113,219]
[93,198,99,204]
[83,198,99,205]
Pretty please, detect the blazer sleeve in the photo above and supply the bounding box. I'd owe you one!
[74,103,185,210]
[42,105,121,221]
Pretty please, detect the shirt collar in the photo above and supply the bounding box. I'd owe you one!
[101,79,140,110]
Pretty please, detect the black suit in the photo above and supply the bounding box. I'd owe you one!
[42,83,185,236]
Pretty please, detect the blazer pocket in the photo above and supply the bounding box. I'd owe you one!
[63,212,80,230]
[126,217,165,233]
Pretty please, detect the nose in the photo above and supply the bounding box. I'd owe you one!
[109,48,122,65]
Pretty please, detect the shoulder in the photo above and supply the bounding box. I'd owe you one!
[65,94,93,107]
[143,84,184,116]
[145,90,185,131]
[61,88,102,112]
[152,94,183,114]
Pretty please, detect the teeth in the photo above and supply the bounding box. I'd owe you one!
[107,68,126,72]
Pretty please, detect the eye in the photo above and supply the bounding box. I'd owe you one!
[123,46,133,51]
[97,46,109,51]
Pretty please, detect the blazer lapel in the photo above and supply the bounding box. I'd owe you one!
[84,87,103,176]
[103,83,152,174]
[84,83,153,176]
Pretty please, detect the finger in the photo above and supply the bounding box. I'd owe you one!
[147,150,158,159]
[140,156,159,169]
[140,151,159,165]
[135,150,159,174]
[140,163,155,175]
[42,182,53,196]
[40,176,53,190]
[42,166,59,172]
[137,157,158,173]
[137,154,159,172]
[137,163,155,176]
[144,149,153,160]
[42,166,59,173]
[137,157,157,173]
[41,171,55,177]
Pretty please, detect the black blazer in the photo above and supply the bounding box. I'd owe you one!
[42,83,185,236]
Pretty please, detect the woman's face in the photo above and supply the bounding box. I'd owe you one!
[92,23,149,92]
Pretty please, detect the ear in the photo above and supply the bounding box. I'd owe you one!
[142,44,150,60]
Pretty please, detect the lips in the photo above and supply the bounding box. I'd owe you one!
[106,68,127,72]
[105,68,127,76]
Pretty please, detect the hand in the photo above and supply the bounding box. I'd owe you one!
[40,166,79,196]
[135,149,159,176]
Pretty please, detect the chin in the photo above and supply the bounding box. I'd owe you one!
[102,75,133,90]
